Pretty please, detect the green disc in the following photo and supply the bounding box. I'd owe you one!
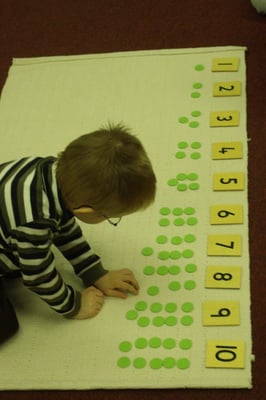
[157,265,169,275]
[184,234,196,243]
[185,263,197,273]
[187,172,198,181]
[141,247,154,256]
[165,302,177,313]
[181,315,194,326]
[168,281,181,291]
[156,235,168,244]
[191,141,201,149]
[194,64,205,71]
[150,358,163,370]
[189,182,200,190]
[169,250,181,260]
[172,207,183,216]
[191,152,201,160]
[149,337,162,348]
[167,178,178,187]
[177,358,190,369]
[174,218,185,226]
[182,249,194,258]
[191,110,201,117]
[176,173,187,181]
[175,151,186,159]
[152,316,165,327]
[135,337,148,349]
[193,82,203,89]
[184,280,196,290]
[168,265,181,275]
[119,341,132,352]
[178,116,189,124]
[165,316,178,326]
[187,217,198,225]
[133,357,147,369]
[163,338,176,350]
[160,207,171,215]
[189,121,199,128]
[138,316,150,327]
[178,141,189,149]
[171,236,183,245]
[143,265,155,275]
[163,357,176,369]
[117,357,131,368]
[179,339,193,350]
[158,250,170,260]
[159,218,170,227]
[126,310,138,320]
[191,92,201,98]
[150,302,163,313]
[177,183,187,192]
[181,302,194,312]
[184,207,195,215]
[147,286,160,296]
[135,301,148,311]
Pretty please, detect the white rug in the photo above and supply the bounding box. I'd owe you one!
[0,47,253,389]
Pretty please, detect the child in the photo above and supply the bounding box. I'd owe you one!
[0,123,156,343]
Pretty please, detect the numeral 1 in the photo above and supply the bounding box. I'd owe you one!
[212,58,240,72]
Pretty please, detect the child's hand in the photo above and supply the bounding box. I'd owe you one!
[72,286,104,320]
[94,269,139,299]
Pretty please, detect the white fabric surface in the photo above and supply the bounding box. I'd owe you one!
[0,47,252,389]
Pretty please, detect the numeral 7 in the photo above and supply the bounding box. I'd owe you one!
[216,241,234,249]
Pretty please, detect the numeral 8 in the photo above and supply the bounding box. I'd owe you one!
[213,272,232,281]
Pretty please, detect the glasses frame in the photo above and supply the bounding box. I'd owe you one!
[74,205,122,227]
[103,215,122,227]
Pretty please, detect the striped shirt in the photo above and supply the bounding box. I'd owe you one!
[0,157,107,318]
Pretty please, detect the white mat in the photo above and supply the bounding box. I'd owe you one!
[0,47,253,389]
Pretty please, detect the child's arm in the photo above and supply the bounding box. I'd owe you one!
[54,217,108,286]
[72,287,104,319]
[12,222,82,318]
[55,218,139,299]
[94,269,139,298]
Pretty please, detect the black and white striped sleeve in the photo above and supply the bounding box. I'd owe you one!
[54,217,108,286]
[11,223,81,318]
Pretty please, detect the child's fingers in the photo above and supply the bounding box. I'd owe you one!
[105,289,128,299]
[119,270,140,291]
[126,278,140,291]
[122,281,139,295]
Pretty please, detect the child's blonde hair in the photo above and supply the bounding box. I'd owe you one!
[56,123,156,216]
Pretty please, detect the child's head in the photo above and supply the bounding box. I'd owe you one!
[56,123,156,222]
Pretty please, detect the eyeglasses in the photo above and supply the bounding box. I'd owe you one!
[103,215,122,227]
[74,205,122,227]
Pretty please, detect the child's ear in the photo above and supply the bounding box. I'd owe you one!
[73,206,94,214]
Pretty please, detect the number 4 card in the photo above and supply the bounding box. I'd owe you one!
[212,142,243,160]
